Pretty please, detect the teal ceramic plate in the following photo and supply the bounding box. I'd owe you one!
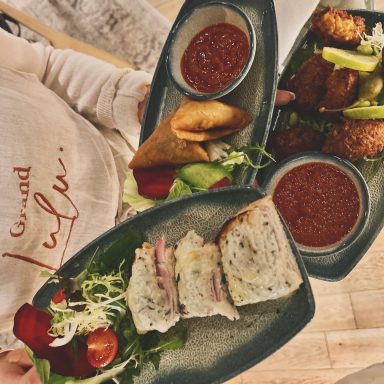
[33,186,314,384]
[140,0,278,185]
[259,9,384,281]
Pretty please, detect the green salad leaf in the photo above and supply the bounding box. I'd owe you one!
[26,347,51,384]
[122,171,156,212]
[165,178,193,201]
[87,230,143,275]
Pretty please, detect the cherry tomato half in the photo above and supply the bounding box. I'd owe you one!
[86,328,118,368]
[52,289,67,304]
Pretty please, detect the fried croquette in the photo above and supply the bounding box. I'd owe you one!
[322,119,384,161]
[287,55,334,112]
[273,127,326,160]
[311,7,366,48]
[319,68,360,120]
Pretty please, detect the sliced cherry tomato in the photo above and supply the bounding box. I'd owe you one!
[209,177,232,189]
[86,328,118,368]
[133,166,177,199]
[52,289,67,304]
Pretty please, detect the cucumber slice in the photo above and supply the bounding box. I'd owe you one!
[177,163,231,189]
[343,106,384,119]
[322,47,379,72]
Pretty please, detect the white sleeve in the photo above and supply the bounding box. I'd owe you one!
[0,28,152,138]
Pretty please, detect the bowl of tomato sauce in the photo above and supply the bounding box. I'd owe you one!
[166,2,256,99]
[262,152,370,257]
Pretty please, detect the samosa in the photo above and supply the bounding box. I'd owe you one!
[129,114,209,169]
[170,99,252,142]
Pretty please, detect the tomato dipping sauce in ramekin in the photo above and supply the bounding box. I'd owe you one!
[180,23,250,93]
[272,162,361,249]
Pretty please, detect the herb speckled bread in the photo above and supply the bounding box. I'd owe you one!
[219,195,303,306]
[175,230,239,320]
[127,240,180,334]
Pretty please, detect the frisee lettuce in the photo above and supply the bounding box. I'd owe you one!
[360,22,384,53]
[49,264,127,340]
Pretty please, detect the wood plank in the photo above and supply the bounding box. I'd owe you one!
[326,328,384,368]
[251,332,331,371]
[239,368,361,384]
[309,250,384,295]
[336,363,384,384]
[366,229,384,254]
[225,375,243,384]
[350,289,384,329]
[309,277,350,296]
[303,293,356,333]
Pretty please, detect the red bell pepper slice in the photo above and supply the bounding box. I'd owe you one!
[133,167,176,199]
[13,303,95,379]
[209,177,232,189]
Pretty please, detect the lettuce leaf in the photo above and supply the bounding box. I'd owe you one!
[122,171,156,212]
[165,178,193,201]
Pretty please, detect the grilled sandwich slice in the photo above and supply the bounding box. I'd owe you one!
[126,236,179,334]
[219,195,303,306]
[174,230,239,320]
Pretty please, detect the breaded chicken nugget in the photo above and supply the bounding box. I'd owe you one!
[287,55,334,112]
[322,119,384,161]
[311,7,366,48]
[319,68,360,120]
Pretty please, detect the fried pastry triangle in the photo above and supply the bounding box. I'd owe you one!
[129,114,209,169]
[170,99,252,142]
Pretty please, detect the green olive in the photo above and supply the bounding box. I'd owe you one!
[288,112,299,126]
[355,100,371,107]
[359,71,370,80]
[358,74,384,101]
[357,44,374,56]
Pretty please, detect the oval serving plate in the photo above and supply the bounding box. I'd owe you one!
[258,9,384,281]
[140,0,278,185]
[33,186,314,384]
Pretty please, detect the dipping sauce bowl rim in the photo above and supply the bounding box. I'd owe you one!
[166,1,256,100]
[262,151,371,257]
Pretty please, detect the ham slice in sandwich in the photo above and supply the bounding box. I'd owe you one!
[126,236,180,333]
[174,230,239,321]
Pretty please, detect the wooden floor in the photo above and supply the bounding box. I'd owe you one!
[147,1,384,383]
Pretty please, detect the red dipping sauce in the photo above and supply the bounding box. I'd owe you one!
[272,162,360,248]
[181,23,250,93]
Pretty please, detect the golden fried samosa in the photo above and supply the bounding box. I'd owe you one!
[129,114,209,169]
[170,99,252,142]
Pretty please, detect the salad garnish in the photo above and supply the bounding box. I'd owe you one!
[14,234,186,383]
[123,141,275,210]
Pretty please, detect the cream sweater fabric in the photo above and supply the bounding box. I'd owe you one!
[0,29,151,348]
